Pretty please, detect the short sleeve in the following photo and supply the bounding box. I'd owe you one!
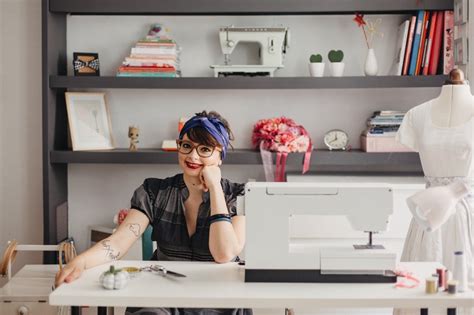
[396,110,419,152]
[224,181,245,217]
[130,179,157,223]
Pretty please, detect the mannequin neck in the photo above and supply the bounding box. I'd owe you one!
[431,84,473,127]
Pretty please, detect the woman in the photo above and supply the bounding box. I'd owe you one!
[55,110,251,315]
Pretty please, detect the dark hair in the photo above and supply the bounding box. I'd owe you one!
[186,110,235,150]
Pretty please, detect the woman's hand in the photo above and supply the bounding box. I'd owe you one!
[54,256,86,287]
[200,164,222,192]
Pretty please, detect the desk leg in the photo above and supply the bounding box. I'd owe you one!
[71,306,82,315]
[447,308,456,315]
[98,306,107,315]
[420,308,429,315]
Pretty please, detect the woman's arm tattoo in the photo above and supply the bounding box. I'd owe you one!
[128,223,141,238]
[101,240,120,261]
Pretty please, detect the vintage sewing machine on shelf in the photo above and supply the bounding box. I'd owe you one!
[210,26,289,77]
[244,182,398,283]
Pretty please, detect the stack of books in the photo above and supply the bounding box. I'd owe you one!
[391,10,454,76]
[360,111,412,152]
[117,24,181,77]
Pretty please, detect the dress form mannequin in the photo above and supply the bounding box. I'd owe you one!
[394,69,473,315]
[431,69,474,127]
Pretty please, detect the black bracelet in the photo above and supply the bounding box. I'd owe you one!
[208,213,232,224]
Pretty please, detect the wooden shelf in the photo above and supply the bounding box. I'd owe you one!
[50,75,448,90]
[50,149,422,174]
[49,0,453,15]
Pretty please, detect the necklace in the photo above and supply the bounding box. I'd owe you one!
[183,174,201,188]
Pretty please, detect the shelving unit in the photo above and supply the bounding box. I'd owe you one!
[49,0,453,15]
[50,149,422,174]
[42,0,453,263]
[50,75,448,89]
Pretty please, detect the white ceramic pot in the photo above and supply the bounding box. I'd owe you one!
[364,48,378,76]
[330,62,345,77]
[308,63,325,77]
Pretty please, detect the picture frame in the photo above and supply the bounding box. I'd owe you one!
[73,52,100,76]
[454,36,468,65]
[454,0,468,25]
[65,92,115,151]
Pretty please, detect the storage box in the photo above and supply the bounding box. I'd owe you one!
[360,135,413,153]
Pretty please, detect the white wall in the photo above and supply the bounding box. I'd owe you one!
[0,0,43,285]
[66,15,442,253]
[470,0,474,86]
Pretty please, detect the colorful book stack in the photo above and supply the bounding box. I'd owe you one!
[117,24,181,77]
[360,111,412,152]
[391,10,454,76]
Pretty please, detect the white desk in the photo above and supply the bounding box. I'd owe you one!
[48,261,473,314]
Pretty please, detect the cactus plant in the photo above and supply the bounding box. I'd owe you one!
[328,50,344,63]
[309,54,323,63]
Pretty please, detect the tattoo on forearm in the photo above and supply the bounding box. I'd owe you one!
[128,223,141,238]
[101,240,120,261]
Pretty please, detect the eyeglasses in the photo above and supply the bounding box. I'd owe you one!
[176,139,221,158]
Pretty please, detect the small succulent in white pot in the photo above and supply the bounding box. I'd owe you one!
[328,50,345,77]
[308,54,324,77]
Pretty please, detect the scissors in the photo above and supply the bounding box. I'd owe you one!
[141,265,186,278]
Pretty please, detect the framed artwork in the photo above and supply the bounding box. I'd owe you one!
[65,92,115,150]
[73,52,100,76]
[454,36,468,65]
[454,0,468,25]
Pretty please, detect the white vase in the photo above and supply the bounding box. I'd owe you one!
[330,62,345,77]
[309,63,325,77]
[364,48,378,76]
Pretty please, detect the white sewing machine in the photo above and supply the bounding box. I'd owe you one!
[244,182,397,283]
[210,26,289,77]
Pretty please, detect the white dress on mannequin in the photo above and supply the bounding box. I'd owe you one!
[395,86,473,315]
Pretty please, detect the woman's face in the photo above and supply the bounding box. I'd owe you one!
[178,134,222,177]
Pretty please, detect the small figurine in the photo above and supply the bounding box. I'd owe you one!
[128,126,139,151]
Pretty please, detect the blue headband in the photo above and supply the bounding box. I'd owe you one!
[179,116,230,159]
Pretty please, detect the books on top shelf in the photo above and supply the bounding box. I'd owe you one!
[361,110,412,152]
[117,24,181,78]
[391,10,454,76]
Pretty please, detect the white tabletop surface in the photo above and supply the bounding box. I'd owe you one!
[48,261,474,309]
[1,265,58,302]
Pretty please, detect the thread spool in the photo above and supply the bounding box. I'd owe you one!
[436,268,446,290]
[431,274,439,292]
[426,277,437,294]
[447,280,458,294]
[453,251,468,292]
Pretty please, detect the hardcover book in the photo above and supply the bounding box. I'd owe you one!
[391,20,410,75]
[408,10,425,76]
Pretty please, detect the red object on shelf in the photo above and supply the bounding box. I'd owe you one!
[422,12,438,76]
[428,11,444,75]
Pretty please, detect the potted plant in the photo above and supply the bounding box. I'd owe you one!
[308,54,324,77]
[328,50,345,77]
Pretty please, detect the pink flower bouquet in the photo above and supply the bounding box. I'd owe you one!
[252,117,312,181]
